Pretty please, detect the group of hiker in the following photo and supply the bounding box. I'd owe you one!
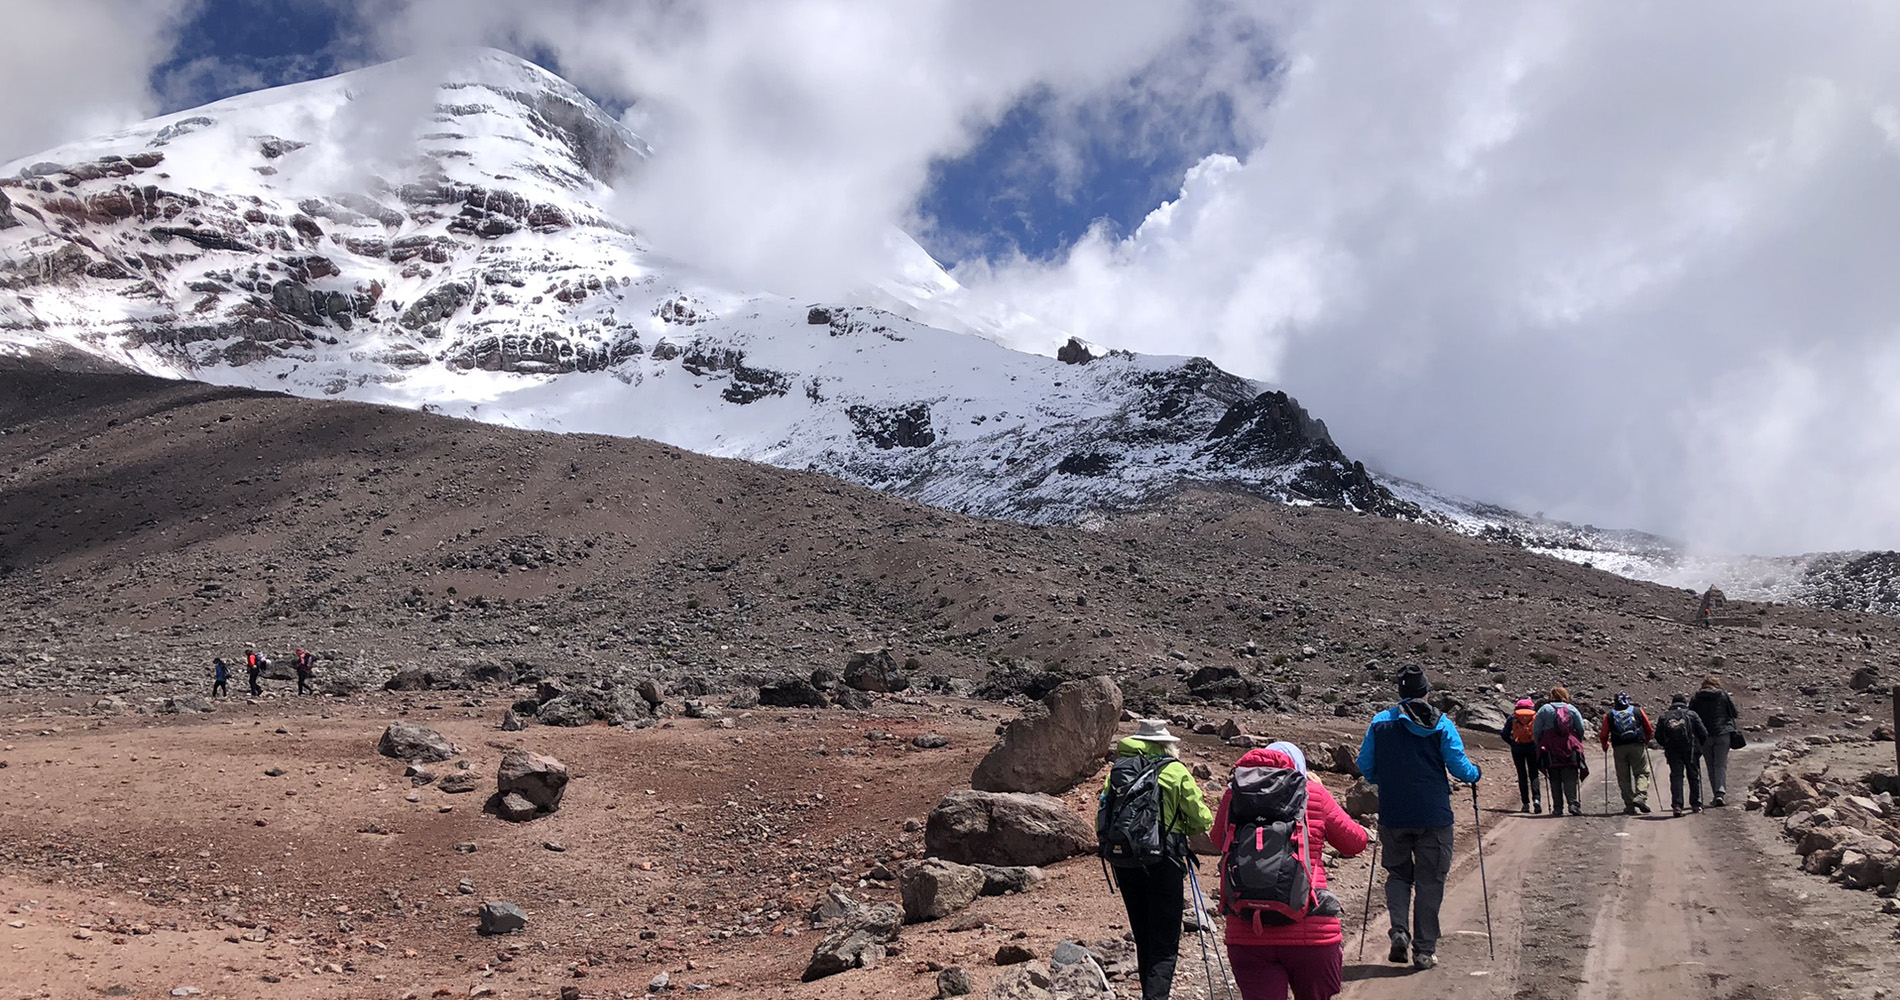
[210,647,317,697]
[1096,665,1746,1000]
[1501,677,1742,816]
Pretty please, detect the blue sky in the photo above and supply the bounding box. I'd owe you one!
[146,0,1235,268]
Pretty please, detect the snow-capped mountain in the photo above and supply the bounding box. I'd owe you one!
[0,49,1406,524]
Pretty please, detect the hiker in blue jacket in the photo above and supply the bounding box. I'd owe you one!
[1356,665,1481,972]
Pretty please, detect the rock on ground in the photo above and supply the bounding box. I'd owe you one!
[496,749,568,818]
[759,676,830,708]
[477,901,527,935]
[971,676,1123,795]
[899,858,987,923]
[843,649,910,693]
[801,902,902,981]
[925,790,1095,867]
[376,722,457,763]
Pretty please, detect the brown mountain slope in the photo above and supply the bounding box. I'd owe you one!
[1,359,1894,730]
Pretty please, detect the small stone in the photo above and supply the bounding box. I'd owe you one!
[937,966,975,998]
[544,841,566,852]
[649,971,671,992]
[912,733,950,749]
[477,901,527,936]
[995,943,1035,965]
[263,767,285,777]
[495,791,538,822]
[457,879,475,895]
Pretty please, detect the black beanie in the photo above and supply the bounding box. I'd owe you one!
[1397,665,1431,700]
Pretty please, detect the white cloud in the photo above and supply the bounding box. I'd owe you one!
[0,0,194,162]
[358,0,1202,297]
[959,1,1900,554]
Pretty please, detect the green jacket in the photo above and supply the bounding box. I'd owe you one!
[1104,738,1214,835]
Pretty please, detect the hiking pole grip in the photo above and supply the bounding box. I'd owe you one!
[1471,785,1495,960]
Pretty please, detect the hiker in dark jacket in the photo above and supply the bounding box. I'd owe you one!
[1654,694,1710,816]
[1532,687,1587,816]
[1687,677,1741,806]
[294,648,314,695]
[245,648,263,696]
[211,658,229,698]
[1598,692,1655,815]
[1355,666,1480,972]
[1101,720,1215,1000]
[1502,697,1543,813]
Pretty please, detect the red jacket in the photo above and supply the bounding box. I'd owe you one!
[1598,706,1654,749]
[1213,748,1369,947]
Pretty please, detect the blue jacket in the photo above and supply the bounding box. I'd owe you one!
[1357,699,1482,829]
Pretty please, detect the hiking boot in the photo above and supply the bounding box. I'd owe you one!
[1624,804,1637,816]
[1692,805,1703,814]
[1389,930,1410,964]
[1710,797,1725,807]
[1521,800,1531,813]
[1569,805,1583,816]
[1532,801,1543,814]
[1412,952,1438,971]
[1673,807,1683,817]
[1636,803,1652,814]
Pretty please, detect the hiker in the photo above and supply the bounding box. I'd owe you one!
[294,648,315,695]
[1654,694,1710,816]
[1099,720,1214,1000]
[1215,741,1367,1000]
[1688,677,1742,807]
[1532,687,1587,817]
[245,648,263,696]
[1598,692,1655,815]
[1355,666,1480,972]
[1502,697,1543,813]
[211,657,229,698]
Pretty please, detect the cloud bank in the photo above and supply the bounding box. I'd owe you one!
[0,0,195,161]
[960,2,1900,555]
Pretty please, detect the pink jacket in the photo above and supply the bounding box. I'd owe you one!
[1213,748,1369,948]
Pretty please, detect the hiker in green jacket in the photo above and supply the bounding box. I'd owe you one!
[1101,720,1215,1000]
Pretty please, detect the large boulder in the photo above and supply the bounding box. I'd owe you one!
[801,902,902,981]
[759,676,830,708]
[377,722,457,763]
[843,649,910,693]
[899,859,987,923]
[925,791,1095,867]
[496,750,568,817]
[1343,779,1380,821]
[971,677,1123,794]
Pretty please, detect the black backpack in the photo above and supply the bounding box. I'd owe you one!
[1097,755,1179,869]
[1655,709,1695,752]
[1219,762,1315,927]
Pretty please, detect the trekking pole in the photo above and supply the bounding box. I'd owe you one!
[1602,747,1611,815]
[1185,863,1235,1000]
[1357,828,1380,961]
[1470,785,1496,960]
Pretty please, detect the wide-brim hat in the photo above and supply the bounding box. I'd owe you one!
[1131,719,1179,743]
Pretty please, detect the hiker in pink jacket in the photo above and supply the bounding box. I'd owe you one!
[1213,742,1370,1000]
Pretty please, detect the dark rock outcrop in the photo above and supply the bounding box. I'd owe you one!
[971,676,1123,794]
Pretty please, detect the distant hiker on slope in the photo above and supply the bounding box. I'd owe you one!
[1688,677,1742,807]
[211,657,229,698]
[1214,741,1367,1000]
[1355,666,1481,972]
[1532,687,1587,817]
[1655,694,1710,817]
[294,648,315,695]
[1098,719,1215,1000]
[1599,692,1655,815]
[245,647,263,696]
[1502,697,1543,813]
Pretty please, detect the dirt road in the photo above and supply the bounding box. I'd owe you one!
[1332,748,1892,1000]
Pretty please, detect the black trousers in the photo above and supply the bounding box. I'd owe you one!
[1113,861,1185,1000]
[212,678,228,696]
[297,674,310,694]
[1666,749,1703,810]
[1511,743,1542,806]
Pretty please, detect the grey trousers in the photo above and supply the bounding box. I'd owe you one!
[1380,824,1455,955]
[1702,735,1732,800]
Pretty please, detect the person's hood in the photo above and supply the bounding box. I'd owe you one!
[1613,692,1633,709]
[1233,747,1296,771]
[1394,699,1445,733]
[1515,699,1535,710]
[1117,737,1175,758]
[1265,741,1307,772]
